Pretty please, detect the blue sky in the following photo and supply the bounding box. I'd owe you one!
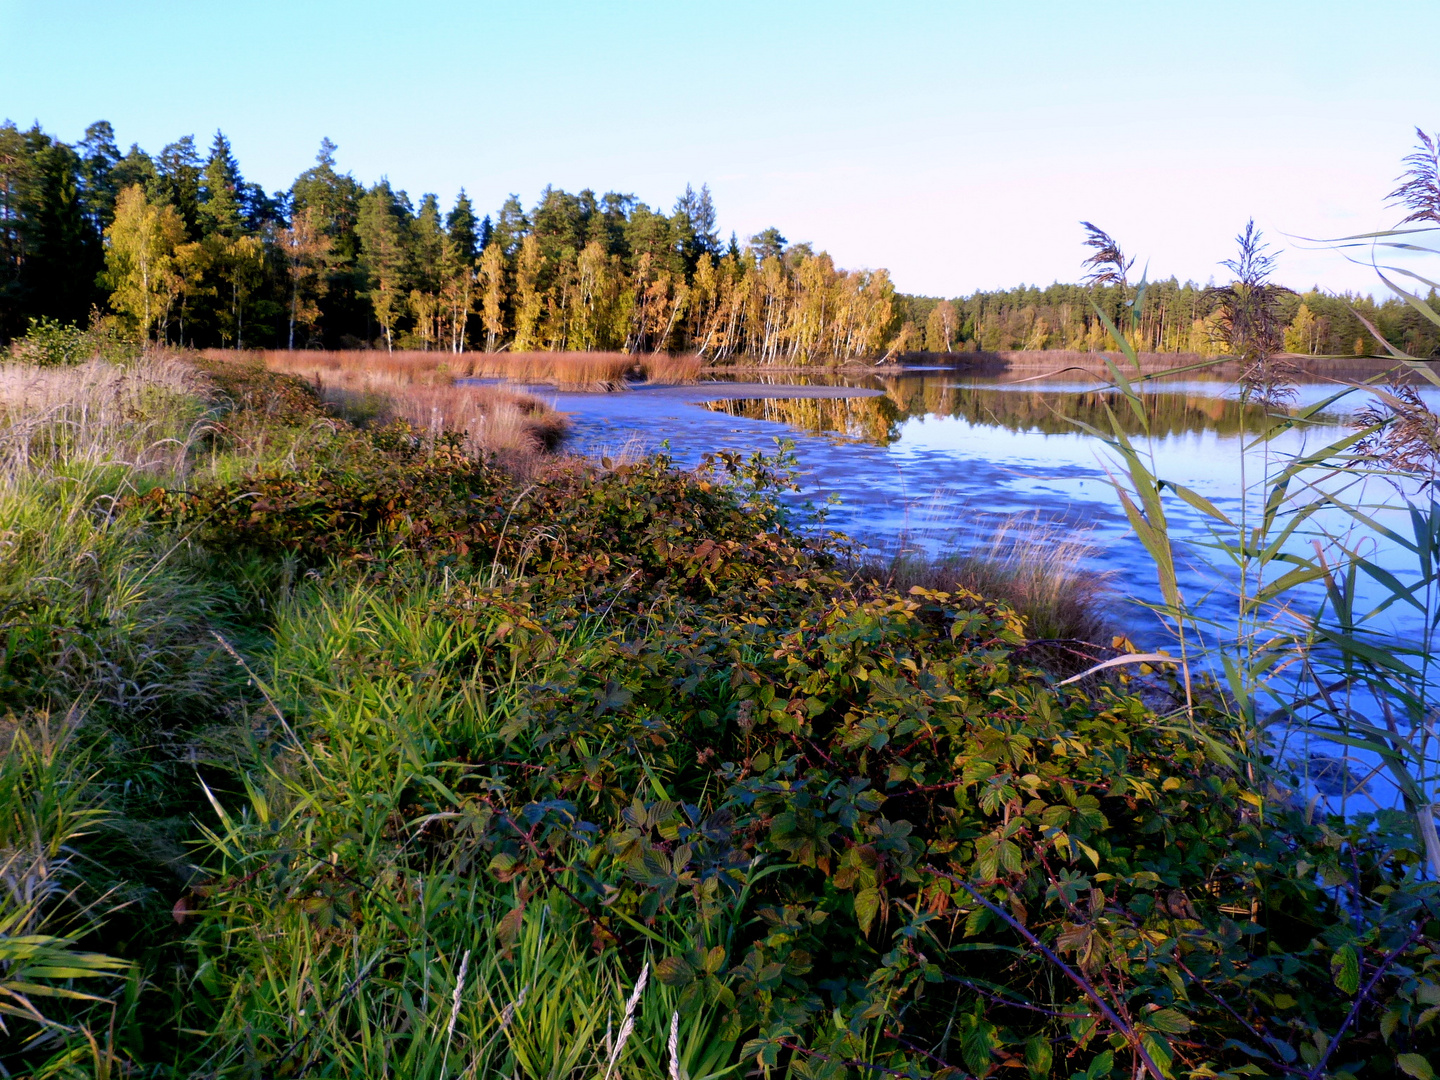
[2,0,1436,296]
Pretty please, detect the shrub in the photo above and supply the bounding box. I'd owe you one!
[7,315,140,368]
[171,444,1438,1078]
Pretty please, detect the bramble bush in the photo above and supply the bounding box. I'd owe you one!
[149,421,1438,1077]
[4,357,1436,1078]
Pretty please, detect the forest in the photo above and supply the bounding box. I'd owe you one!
[4,112,1440,1079]
[5,118,1438,361]
[0,121,899,361]
[899,280,1440,360]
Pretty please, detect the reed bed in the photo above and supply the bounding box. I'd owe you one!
[459,350,636,390]
[229,348,703,393]
[370,383,569,456]
[451,350,702,387]
[0,354,212,488]
[233,349,572,460]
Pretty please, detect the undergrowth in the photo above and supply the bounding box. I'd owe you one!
[0,352,1434,1079]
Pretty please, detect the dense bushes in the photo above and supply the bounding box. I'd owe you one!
[1,359,1437,1077]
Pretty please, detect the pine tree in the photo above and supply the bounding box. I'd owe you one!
[749,227,786,263]
[356,180,408,350]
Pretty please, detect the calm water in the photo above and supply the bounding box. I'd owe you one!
[542,370,1434,643]
[532,367,1440,809]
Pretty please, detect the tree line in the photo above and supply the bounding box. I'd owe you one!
[4,118,1435,358]
[0,120,901,359]
[900,277,1440,358]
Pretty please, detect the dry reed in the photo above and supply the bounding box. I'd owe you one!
[230,349,572,462]
[0,355,211,486]
[858,514,1112,645]
[227,348,702,393]
[458,351,701,388]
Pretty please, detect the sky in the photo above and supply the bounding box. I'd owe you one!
[2,0,1437,298]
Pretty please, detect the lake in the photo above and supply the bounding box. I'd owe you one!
[539,367,1432,642]
[523,364,1440,814]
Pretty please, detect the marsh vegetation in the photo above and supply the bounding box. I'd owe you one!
[2,126,1440,1080]
[0,324,1435,1078]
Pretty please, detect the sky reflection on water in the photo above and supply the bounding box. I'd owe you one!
[550,369,1439,648]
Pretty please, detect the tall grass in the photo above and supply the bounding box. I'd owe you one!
[856,514,1111,644]
[1075,215,1440,873]
[183,577,740,1078]
[229,349,572,462]
[235,348,703,393]
[0,712,132,1053]
[0,356,241,722]
[0,355,213,489]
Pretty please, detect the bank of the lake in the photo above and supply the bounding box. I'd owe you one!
[2,351,1435,1078]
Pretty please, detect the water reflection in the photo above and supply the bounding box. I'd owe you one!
[701,374,1345,445]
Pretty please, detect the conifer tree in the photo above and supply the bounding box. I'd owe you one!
[199,131,244,237]
[490,195,529,257]
[356,180,408,350]
[77,120,121,232]
[153,136,203,237]
[446,190,478,265]
[30,140,96,323]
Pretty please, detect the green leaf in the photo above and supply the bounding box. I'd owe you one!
[1086,1048,1114,1079]
[854,887,880,934]
[1333,943,1360,995]
[655,955,695,985]
[1398,1053,1435,1080]
[1024,1036,1052,1079]
[1145,1007,1192,1034]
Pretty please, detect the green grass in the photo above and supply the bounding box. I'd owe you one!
[0,349,1435,1079]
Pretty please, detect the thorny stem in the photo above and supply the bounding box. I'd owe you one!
[1304,928,1422,1080]
[499,812,622,951]
[773,1037,949,1079]
[923,866,1168,1080]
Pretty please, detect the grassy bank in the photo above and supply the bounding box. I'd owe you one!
[249,348,704,393]
[1,348,1436,1079]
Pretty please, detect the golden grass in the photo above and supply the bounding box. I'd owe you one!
[222,349,703,393]
[633,353,703,384]
[0,354,212,486]
[456,350,702,388]
[461,351,636,390]
[223,349,571,463]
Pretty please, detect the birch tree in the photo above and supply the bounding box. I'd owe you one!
[278,204,331,348]
[101,185,183,343]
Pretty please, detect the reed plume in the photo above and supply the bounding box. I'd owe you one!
[602,961,648,1080]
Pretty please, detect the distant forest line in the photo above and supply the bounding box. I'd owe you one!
[3,119,1436,360]
[898,281,1439,361]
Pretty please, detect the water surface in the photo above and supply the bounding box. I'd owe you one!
[535,366,1440,809]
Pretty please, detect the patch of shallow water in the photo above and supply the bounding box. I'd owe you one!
[532,368,1440,816]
